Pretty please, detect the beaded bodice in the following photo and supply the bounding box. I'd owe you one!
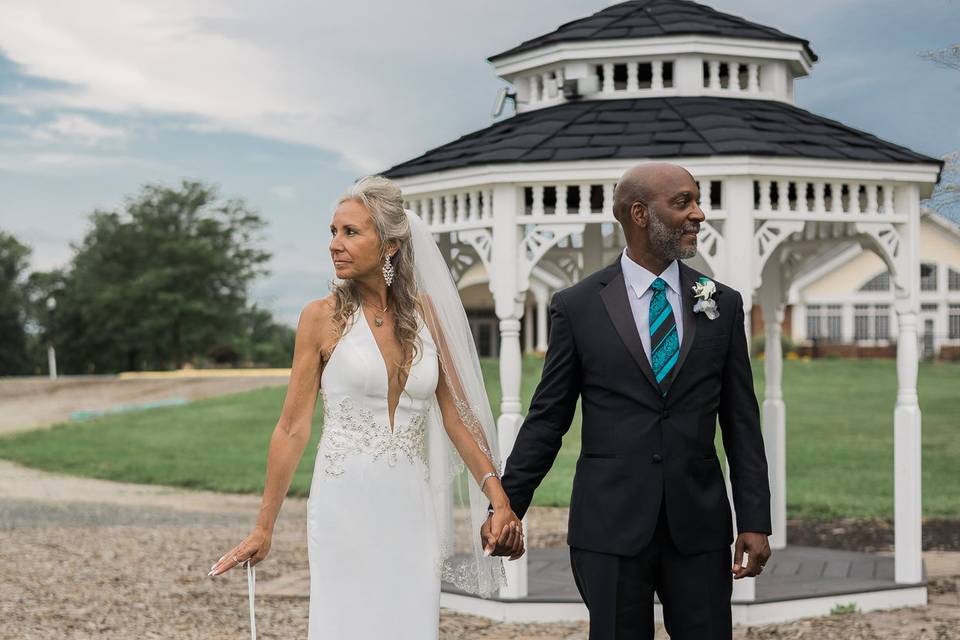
[318,308,439,477]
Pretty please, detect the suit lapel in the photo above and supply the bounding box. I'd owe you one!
[599,266,660,393]
[660,262,699,395]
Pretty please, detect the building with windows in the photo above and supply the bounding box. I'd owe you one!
[789,211,960,359]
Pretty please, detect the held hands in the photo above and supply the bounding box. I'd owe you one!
[732,532,771,579]
[209,527,272,577]
[480,507,525,560]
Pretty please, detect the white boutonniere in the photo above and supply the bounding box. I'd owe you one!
[692,276,719,320]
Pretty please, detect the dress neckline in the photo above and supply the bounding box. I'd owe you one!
[356,306,412,434]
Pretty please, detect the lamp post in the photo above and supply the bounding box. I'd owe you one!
[46,296,57,380]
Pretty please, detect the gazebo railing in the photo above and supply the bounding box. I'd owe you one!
[753,178,904,220]
[405,188,495,230]
[517,179,726,220]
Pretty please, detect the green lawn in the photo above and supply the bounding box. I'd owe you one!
[0,358,957,519]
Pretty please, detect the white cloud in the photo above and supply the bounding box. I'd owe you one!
[30,114,128,145]
[0,150,175,173]
[0,0,535,171]
[0,0,950,175]
[270,184,296,200]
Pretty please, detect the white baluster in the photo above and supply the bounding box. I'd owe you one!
[484,189,493,219]
[867,184,879,214]
[444,195,454,224]
[729,62,741,91]
[709,60,721,90]
[747,63,760,93]
[813,182,825,213]
[532,185,545,216]
[853,184,864,214]
[830,183,843,213]
[796,182,809,213]
[652,60,664,90]
[556,185,568,216]
[432,196,442,226]
[883,184,895,214]
[456,192,467,222]
[776,180,790,212]
[627,62,639,92]
[627,62,640,91]
[760,180,772,212]
[701,180,712,214]
[579,184,591,215]
[603,183,614,216]
[602,63,615,93]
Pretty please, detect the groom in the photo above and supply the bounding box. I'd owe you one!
[484,162,772,639]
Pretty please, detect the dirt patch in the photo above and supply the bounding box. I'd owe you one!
[787,518,960,553]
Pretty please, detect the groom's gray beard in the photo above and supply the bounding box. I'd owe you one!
[648,204,698,260]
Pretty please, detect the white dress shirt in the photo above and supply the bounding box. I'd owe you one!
[620,250,684,365]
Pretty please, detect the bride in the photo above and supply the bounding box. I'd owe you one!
[209,175,525,638]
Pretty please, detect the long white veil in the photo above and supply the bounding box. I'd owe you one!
[406,209,507,597]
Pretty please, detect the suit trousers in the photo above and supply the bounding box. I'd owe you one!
[569,501,733,640]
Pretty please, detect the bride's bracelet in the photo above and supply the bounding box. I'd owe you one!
[479,471,498,491]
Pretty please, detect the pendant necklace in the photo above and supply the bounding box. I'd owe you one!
[363,300,388,327]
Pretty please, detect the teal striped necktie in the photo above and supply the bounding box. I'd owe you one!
[649,277,679,392]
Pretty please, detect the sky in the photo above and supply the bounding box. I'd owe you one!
[0,0,957,326]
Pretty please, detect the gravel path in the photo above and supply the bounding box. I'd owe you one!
[1,448,959,638]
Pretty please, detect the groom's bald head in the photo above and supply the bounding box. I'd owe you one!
[613,162,694,226]
[613,162,705,262]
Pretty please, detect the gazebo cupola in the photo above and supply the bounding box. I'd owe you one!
[490,0,816,111]
[384,0,942,619]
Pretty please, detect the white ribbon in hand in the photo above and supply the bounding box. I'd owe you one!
[245,560,256,640]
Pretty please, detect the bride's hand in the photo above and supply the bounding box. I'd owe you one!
[481,508,525,560]
[209,528,272,577]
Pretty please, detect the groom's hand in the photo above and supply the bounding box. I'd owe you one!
[732,532,771,579]
[481,512,525,560]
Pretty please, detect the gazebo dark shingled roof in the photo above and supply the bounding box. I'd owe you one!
[488,0,817,63]
[382,97,939,179]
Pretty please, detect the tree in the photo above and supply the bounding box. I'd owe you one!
[240,304,296,367]
[928,151,960,221]
[921,45,960,222]
[0,230,33,375]
[922,44,960,72]
[52,181,271,372]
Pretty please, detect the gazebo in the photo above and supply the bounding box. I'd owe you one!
[384,0,942,625]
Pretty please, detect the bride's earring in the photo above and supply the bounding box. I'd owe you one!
[382,254,395,287]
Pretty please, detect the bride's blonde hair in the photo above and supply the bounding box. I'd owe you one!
[331,175,422,378]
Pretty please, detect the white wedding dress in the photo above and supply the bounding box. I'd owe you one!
[307,307,442,639]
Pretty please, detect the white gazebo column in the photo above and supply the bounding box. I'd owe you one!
[524,301,535,354]
[723,176,757,601]
[725,177,755,339]
[534,285,550,352]
[894,300,922,583]
[489,183,529,598]
[842,303,855,343]
[761,301,787,550]
[893,187,923,585]
[582,223,606,274]
[536,301,549,352]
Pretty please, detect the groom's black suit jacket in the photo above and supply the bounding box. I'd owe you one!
[501,259,771,556]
